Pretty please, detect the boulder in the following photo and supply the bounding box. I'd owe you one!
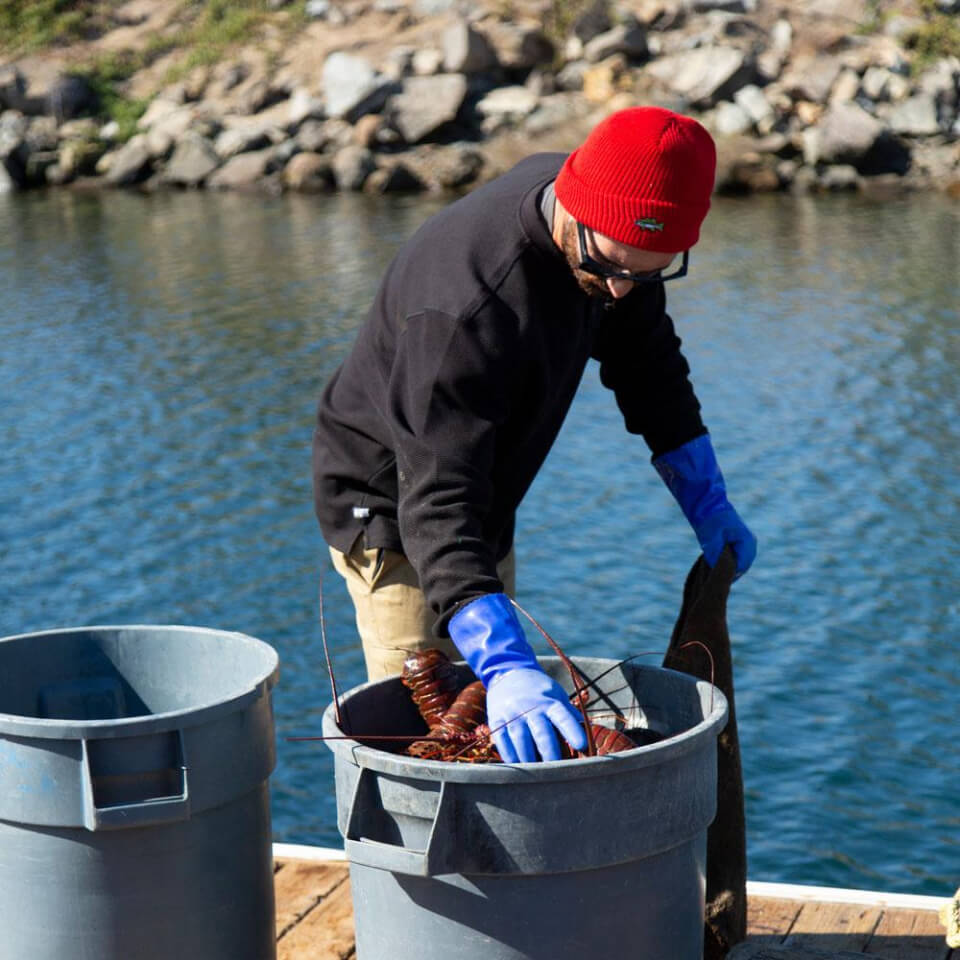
[781,55,843,104]
[214,125,272,159]
[645,45,756,107]
[322,52,394,122]
[25,116,58,152]
[582,57,628,103]
[0,162,16,193]
[573,1,612,44]
[808,101,882,164]
[861,66,895,101]
[884,94,941,136]
[45,74,99,121]
[105,136,153,186]
[0,66,27,111]
[714,100,752,135]
[583,24,649,63]
[808,102,910,175]
[237,78,288,115]
[162,133,220,186]
[819,164,859,190]
[483,22,554,72]
[476,85,539,122]
[733,84,774,127]
[0,114,29,187]
[144,128,175,160]
[288,87,326,127]
[389,74,468,144]
[412,48,444,76]
[137,98,181,131]
[283,151,336,191]
[207,148,276,189]
[718,151,780,192]
[331,144,376,189]
[295,118,330,153]
[57,138,106,179]
[364,160,426,192]
[830,68,860,104]
[442,21,498,74]
[408,143,484,189]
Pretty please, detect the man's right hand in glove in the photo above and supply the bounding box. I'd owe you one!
[448,592,587,763]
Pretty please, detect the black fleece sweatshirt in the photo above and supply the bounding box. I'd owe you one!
[312,152,705,633]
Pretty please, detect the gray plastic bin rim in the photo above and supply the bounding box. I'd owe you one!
[321,665,728,785]
[0,624,279,740]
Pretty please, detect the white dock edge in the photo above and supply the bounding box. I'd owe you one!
[747,880,948,912]
[271,844,949,912]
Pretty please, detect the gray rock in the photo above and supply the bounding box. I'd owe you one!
[484,22,554,72]
[583,24,649,63]
[0,161,16,192]
[645,45,756,108]
[770,18,792,54]
[411,48,443,76]
[390,74,468,144]
[790,164,819,193]
[0,116,28,187]
[238,79,287,115]
[144,128,175,160]
[419,143,484,188]
[305,0,346,21]
[442,21,498,74]
[686,0,756,11]
[573,1,612,44]
[162,134,220,186]
[734,84,774,125]
[781,54,843,103]
[136,97,180,132]
[524,93,584,135]
[331,144,376,189]
[288,87,326,130]
[820,164,859,190]
[283,151,335,191]
[413,0,458,12]
[934,0,960,10]
[100,120,121,141]
[810,101,883,164]
[883,14,924,41]
[364,161,426,192]
[59,117,98,140]
[207,148,275,189]
[861,66,894,101]
[0,66,27,111]
[105,136,153,186]
[215,125,272,159]
[322,52,393,122]
[45,73,98,121]
[830,68,860,104]
[555,61,588,92]
[295,118,329,153]
[714,100,752,135]
[25,116,58,152]
[884,94,942,136]
[918,58,959,122]
[476,85,539,120]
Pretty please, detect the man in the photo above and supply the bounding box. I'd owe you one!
[313,106,757,764]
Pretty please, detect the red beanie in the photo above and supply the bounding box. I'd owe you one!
[554,107,716,253]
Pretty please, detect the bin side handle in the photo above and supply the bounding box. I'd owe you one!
[81,735,191,831]
[344,767,454,877]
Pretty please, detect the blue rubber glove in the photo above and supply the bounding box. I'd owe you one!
[448,593,587,763]
[653,433,757,578]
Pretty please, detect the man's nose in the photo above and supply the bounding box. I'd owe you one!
[606,276,634,298]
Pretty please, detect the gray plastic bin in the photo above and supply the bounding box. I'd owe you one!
[0,625,279,960]
[322,656,728,960]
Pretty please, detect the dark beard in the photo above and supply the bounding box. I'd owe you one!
[559,217,614,302]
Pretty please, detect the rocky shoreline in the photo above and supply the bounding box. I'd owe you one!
[1,0,959,198]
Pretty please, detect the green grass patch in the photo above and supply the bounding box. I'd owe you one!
[75,52,150,141]
[906,4,960,68]
[0,0,113,55]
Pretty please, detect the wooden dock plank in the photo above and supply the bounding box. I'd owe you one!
[748,896,804,944]
[783,901,883,954]
[276,875,356,960]
[864,907,951,960]
[274,861,351,940]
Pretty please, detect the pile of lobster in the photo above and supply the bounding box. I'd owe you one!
[400,648,637,763]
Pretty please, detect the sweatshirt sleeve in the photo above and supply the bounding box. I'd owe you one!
[385,305,518,632]
[593,283,706,457]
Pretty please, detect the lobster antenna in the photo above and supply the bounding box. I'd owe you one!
[509,598,598,758]
[677,639,716,715]
[318,571,344,729]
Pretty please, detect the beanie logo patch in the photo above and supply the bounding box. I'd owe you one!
[635,217,665,232]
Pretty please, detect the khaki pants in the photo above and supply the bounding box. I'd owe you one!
[330,542,516,681]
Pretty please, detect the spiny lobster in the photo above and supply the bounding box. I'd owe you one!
[400,647,637,763]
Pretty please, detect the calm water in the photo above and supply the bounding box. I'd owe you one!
[1,186,957,896]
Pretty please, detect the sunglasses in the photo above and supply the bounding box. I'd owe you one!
[576,221,689,285]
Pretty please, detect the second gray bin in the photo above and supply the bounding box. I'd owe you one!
[0,624,279,960]
[323,657,728,960]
